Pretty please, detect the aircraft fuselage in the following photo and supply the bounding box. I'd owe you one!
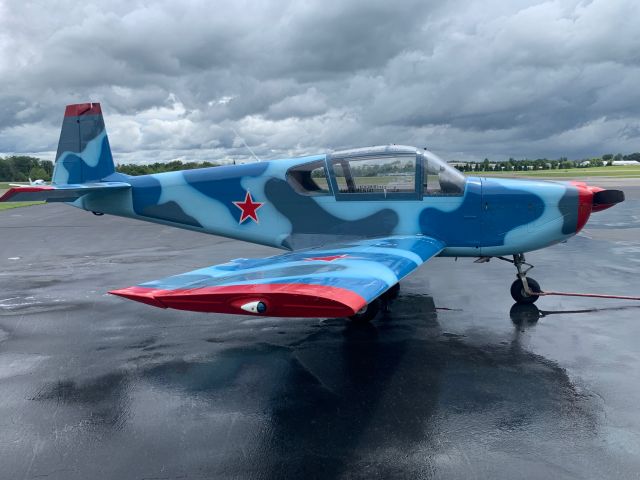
[76,146,603,257]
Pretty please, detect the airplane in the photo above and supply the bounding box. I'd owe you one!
[9,178,46,187]
[0,103,625,322]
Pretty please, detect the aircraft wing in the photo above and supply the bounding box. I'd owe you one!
[110,235,445,317]
[0,182,131,202]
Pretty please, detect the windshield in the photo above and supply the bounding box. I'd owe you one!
[422,151,466,195]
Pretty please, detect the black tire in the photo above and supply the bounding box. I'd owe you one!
[510,278,541,304]
[349,298,381,323]
[383,283,400,300]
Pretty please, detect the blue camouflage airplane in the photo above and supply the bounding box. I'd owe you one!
[1,103,625,321]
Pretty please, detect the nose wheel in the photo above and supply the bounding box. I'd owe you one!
[510,253,541,304]
[510,277,541,304]
[496,253,542,304]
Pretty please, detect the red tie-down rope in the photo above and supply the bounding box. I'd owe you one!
[534,291,640,301]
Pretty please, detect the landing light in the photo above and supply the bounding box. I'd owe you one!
[240,300,267,314]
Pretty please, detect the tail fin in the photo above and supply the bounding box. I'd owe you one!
[52,103,116,185]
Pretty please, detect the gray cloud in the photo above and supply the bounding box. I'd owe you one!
[1,0,639,163]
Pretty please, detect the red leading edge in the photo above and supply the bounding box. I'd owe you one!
[0,185,54,202]
[109,283,368,317]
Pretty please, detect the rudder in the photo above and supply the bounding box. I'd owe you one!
[52,103,115,185]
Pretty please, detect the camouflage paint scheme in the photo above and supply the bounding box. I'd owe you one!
[0,103,620,317]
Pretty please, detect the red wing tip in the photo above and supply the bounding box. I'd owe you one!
[109,287,167,309]
[64,103,102,117]
[0,190,13,202]
[0,186,54,202]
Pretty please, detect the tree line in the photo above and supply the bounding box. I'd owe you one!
[1,152,639,182]
[0,156,222,181]
[116,161,221,176]
[456,153,640,172]
[0,156,54,182]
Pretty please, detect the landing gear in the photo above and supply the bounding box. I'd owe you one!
[348,283,401,323]
[349,298,381,323]
[507,253,541,304]
[384,283,400,300]
[510,277,541,304]
[495,253,542,304]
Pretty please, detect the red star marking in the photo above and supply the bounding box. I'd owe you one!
[304,254,349,262]
[233,191,264,224]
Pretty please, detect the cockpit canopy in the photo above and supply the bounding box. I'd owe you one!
[421,150,467,195]
[286,145,466,198]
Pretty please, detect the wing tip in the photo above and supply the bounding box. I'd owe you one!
[109,286,167,309]
[0,186,54,202]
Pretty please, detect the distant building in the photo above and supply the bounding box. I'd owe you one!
[612,160,640,166]
[579,161,591,167]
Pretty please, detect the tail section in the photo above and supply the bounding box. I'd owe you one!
[2,103,130,204]
[52,103,116,185]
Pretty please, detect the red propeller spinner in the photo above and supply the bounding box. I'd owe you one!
[571,181,625,232]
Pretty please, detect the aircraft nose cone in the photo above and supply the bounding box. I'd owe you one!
[571,182,625,232]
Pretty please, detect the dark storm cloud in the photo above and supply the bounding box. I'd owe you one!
[0,0,639,163]
[274,0,438,77]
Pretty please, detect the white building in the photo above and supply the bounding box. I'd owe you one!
[612,160,640,166]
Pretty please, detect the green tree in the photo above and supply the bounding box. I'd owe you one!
[29,166,48,181]
[116,160,222,176]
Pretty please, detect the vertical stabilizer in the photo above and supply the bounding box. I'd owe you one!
[52,103,115,184]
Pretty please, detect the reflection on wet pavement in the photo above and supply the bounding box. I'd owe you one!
[0,296,607,479]
[510,302,640,325]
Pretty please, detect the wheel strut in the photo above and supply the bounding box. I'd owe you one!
[496,254,541,303]
[513,253,534,296]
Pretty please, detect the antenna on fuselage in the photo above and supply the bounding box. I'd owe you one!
[231,127,261,162]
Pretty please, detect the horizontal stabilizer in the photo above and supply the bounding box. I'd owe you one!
[0,182,130,203]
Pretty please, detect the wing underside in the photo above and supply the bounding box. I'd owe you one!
[110,235,445,318]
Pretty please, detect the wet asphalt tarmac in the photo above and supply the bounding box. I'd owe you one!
[1,187,639,479]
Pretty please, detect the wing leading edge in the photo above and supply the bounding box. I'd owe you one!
[110,235,445,318]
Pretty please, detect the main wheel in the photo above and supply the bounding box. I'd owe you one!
[510,277,541,304]
[349,298,381,323]
[383,283,400,300]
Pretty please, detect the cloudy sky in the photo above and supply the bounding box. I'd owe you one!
[1,0,639,164]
